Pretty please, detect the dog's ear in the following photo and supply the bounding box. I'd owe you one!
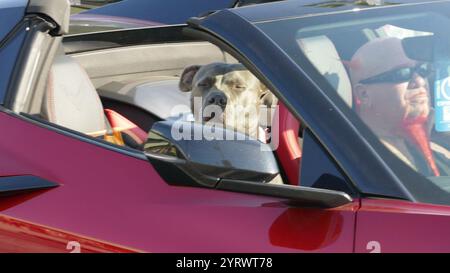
[259,82,278,107]
[179,65,202,92]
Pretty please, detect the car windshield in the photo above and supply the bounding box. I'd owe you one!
[256,2,450,200]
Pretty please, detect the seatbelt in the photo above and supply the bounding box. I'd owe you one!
[402,116,440,176]
[103,115,125,146]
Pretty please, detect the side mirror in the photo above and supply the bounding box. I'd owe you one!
[144,120,353,208]
[144,120,279,187]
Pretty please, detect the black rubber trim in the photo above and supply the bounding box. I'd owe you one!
[63,25,200,54]
[0,175,58,197]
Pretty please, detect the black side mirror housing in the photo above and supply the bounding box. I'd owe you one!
[144,120,279,187]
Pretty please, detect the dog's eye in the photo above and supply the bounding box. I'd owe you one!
[234,84,247,90]
[198,82,211,88]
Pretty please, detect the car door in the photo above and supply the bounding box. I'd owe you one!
[0,1,359,253]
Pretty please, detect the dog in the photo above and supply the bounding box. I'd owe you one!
[179,63,277,141]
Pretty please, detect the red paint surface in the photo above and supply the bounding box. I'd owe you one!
[0,214,136,253]
[356,198,450,253]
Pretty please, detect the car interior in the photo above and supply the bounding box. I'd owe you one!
[36,22,413,188]
[32,38,303,186]
[43,41,236,148]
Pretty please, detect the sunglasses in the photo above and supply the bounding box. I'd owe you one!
[359,63,434,84]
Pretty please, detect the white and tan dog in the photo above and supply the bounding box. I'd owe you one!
[179,63,276,140]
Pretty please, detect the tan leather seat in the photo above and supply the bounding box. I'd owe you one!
[297,35,353,107]
[43,54,146,147]
[44,54,109,138]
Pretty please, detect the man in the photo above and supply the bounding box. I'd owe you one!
[348,37,449,176]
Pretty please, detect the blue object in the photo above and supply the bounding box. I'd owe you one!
[434,66,450,132]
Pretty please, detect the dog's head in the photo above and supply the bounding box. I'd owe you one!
[179,63,276,137]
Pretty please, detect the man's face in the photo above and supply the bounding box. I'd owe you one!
[360,62,431,125]
[350,38,432,133]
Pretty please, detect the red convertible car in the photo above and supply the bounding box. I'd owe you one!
[1,0,450,253]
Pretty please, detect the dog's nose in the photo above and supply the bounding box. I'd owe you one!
[208,94,227,108]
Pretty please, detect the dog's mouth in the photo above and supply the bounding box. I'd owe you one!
[202,112,224,123]
[203,115,214,122]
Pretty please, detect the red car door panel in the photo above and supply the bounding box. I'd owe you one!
[355,199,450,253]
[0,112,357,252]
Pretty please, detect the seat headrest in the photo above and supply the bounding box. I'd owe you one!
[297,35,353,107]
[44,55,107,137]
